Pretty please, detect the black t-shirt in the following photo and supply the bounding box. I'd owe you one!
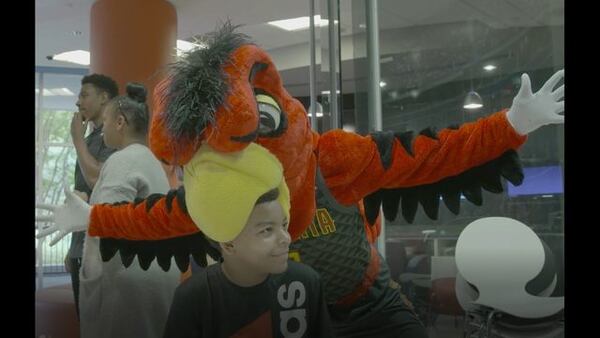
[73,125,115,195]
[163,261,334,338]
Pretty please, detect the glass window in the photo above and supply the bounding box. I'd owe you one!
[341,0,564,332]
[36,71,85,274]
[235,0,315,120]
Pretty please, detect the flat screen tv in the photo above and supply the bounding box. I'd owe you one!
[507,165,564,197]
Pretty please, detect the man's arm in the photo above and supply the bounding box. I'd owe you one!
[73,138,103,188]
[71,112,103,188]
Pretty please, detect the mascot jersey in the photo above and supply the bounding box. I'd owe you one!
[290,169,426,336]
[81,23,530,337]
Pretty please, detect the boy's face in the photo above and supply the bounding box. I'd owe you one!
[228,200,291,274]
[76,83,108,122]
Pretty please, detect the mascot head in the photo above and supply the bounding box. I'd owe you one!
[149,22,317,239]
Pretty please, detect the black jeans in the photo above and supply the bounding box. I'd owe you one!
[68,257,82,320]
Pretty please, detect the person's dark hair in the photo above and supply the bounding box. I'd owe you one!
[81,73,119,99]
[255,188,279,205]
[111,82,150,135]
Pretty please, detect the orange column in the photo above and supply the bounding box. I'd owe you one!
[90,0,176,112]
[91,1,187,279]
[90,0,180,188]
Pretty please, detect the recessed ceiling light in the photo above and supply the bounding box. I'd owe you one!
[175,40,206,57]
[72,31,82,36]
[35,87,75,96]
[268,16,337,31]
[380,56,394,63]
[379,81,387,88]
[53,87,75,96]
[176,40,205,52]
[48,50,90,65]
[359,23,366,29]
[483,64,497,71]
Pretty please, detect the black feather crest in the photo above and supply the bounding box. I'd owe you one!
[161,21,253,144]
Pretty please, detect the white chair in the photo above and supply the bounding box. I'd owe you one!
[455,217,564,337]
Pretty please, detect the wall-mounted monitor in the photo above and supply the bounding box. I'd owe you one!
[507,165,564,197]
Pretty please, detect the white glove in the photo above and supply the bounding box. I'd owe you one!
[506,69,564,135]
[36,186,91,246]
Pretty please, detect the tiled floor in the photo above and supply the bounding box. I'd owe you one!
[36,273,71,289]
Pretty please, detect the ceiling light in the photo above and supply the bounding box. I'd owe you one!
[268,16,336,31]
[176,40,206,57]
[35,88,75,96]
[380,56,394,63]
[308,102,324,117]
[176,40,205,52]
[358,23,366,29]
[379,81,387,88]
[342,124,356,133]
[483,64,497,71]
[52,87,75,96]
[36,89,55,96]
[48,50,90,66]
[463,91,483,110]
[321,90,340,95]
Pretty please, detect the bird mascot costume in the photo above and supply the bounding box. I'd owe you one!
[37,23,564,337]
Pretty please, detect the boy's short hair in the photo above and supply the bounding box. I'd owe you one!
[82,73,119,99]
[255,188,279,205]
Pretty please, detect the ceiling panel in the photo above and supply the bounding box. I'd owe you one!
[35,0,563,93]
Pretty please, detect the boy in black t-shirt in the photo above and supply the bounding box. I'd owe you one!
[163,143,334,338]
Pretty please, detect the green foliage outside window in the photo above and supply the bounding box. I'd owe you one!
[36,109,78,268]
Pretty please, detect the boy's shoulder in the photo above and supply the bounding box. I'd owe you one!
[177,263,220,296]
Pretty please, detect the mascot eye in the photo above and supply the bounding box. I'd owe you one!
[256,94,283,135]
